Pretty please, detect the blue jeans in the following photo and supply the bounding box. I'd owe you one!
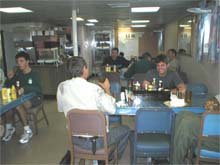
[73,125,130,158]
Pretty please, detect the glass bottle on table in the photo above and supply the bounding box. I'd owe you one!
[158,80,163,91]
[16,81,21,96]
[152,78,157,91]
[127,81,133,106]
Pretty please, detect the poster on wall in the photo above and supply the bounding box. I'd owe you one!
[118,32,143,60]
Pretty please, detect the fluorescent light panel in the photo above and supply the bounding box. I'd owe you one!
[131,20,150,23]
[131,7,160,13]
[131,24,147,28]
[70,17,84,21]
[0,7,32,13]
[85,23,95,26]
[108,3,130,8]
[76,17,84,21]
[179,24,190,27]
[87,19,98,23]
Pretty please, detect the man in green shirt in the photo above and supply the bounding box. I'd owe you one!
[172,94,220,164]
[124,52,154,78]
[2,52,42,144]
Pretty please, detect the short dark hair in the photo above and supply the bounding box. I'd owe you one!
[112,47,119,53]
[168,49,177,56]
[155,54,169,64]
[15,51,30,61]
[142,52,152,59]
[66,57,87,77]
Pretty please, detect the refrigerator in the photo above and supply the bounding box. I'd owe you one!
[92,31,113,75]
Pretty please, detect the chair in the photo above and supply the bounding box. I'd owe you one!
[187,83,208,96]
[195,111,220,164]
[27,100,49,135]
[132,108,173,164]
[66,109,118,165]
[12,98,49,135]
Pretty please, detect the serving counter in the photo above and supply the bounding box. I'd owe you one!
[31,63,71,95]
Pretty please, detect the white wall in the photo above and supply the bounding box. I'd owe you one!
[179,55,220,94]
[164,21,220,94]
[164,21,178,51]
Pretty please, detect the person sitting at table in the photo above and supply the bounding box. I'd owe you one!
[167,48,179,72]
[172,94,220,164]
[142,54,186,93]
[119,52,130,68]
[2,52,42,144]
[102,47,126,69]
[124,52,155,78]
[0,67,5,90]
[57,57,130,161]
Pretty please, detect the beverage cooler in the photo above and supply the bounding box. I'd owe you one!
[92,31,113,75]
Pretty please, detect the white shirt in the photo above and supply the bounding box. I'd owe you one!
[215,94,220,103]
[57,77,116,116]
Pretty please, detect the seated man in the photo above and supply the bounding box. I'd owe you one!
[57,57,130,159]
[124,52,154,78]
[2,52,42,144]
[167,48,179,72]
[102,47,126,69]
[172,94,220,164]
[142,54,186,92]
[0,67,5,90]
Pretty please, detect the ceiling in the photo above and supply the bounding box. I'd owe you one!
[0,0,200,29]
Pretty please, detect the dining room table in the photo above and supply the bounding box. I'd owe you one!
[0,92,35,116]
[115,93,214,115]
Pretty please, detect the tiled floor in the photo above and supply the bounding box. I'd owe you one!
[1,98,132,165]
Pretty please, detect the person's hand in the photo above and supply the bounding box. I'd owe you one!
[18,88,24,95]
[98,78,111,95]
[7,70,15,80]
[177,83,186,93]
[142,80,150,89]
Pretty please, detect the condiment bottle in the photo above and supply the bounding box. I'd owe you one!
[11,85,17,100]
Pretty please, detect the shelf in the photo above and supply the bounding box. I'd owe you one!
[95,47,110,49]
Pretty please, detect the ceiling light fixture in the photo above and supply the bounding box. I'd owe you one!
[70,17,84,21]
[76,17,84,21]
[187,7,211,14]
[131,20,150,23]
[0,7,33,13]
[87,19,98,23]
[179,24,191,27]
[131,24,147,28]
[85,23,95,26]
[107,3,130,8]
[131,7,160,13]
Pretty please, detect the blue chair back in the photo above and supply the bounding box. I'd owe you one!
[203,113,220,136]
[187,83,208,95]
[131,108,174,164]
[135,108,173,134]
[196,111,220,164]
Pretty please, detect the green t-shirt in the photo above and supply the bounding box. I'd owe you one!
[15,69,42,96]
